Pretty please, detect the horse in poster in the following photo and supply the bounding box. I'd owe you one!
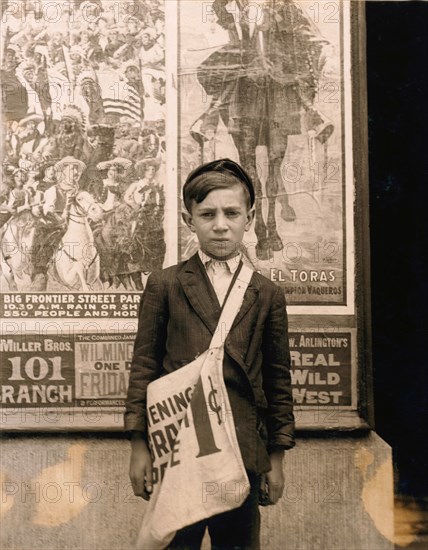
[49,191,104,291]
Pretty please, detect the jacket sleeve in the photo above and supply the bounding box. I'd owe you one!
[261,285,295,451]
[124,271,168,437]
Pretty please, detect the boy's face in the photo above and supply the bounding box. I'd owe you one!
[183,184,254,260]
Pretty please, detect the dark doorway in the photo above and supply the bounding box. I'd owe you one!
[366,2,428,497]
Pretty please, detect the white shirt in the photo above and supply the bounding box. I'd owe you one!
[198,249,242,306]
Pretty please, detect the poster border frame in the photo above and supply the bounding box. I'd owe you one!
[0,0,373,433]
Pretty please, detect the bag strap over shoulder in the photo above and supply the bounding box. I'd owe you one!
[209,264,253,349]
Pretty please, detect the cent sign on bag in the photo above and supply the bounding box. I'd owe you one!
[137,346,250,549]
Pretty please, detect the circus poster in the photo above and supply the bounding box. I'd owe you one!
[0,329,356,429]
[0,0,354,318]
[178,0,355,313]
[0,0,169,319]
[0,1,364,429]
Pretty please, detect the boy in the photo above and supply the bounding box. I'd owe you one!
[125,158,295,549]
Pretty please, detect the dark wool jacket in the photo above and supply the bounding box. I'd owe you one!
[124,253,295,473]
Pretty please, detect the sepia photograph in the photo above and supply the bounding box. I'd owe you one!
[1,1,427,549]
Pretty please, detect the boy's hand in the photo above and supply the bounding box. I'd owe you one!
[129,433,153,500]
[259,450,285,506]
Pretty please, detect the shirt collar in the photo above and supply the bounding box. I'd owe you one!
[198,249,242,274]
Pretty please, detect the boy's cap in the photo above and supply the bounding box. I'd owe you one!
[184,158,255,207]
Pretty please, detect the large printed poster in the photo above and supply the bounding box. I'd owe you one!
[1,1,361,429]
[0,330,356,429]
[1,0,167,318]
[178,0,354,312]
[0,0,354,317]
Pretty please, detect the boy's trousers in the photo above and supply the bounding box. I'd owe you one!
[168,473,260,550]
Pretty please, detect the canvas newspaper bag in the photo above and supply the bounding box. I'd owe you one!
[137,264,254,549]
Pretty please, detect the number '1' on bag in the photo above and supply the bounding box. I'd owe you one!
[136,264,254,549]
[137,346,250,549]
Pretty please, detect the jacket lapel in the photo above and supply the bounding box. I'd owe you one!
[177,253,220,335]
[231,279,258,329]
[178,253,259,335]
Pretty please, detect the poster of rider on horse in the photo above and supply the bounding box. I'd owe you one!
[1,0,354,319]
[179,0,353,310]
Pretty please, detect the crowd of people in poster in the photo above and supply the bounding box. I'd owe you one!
[1,0,166,292]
